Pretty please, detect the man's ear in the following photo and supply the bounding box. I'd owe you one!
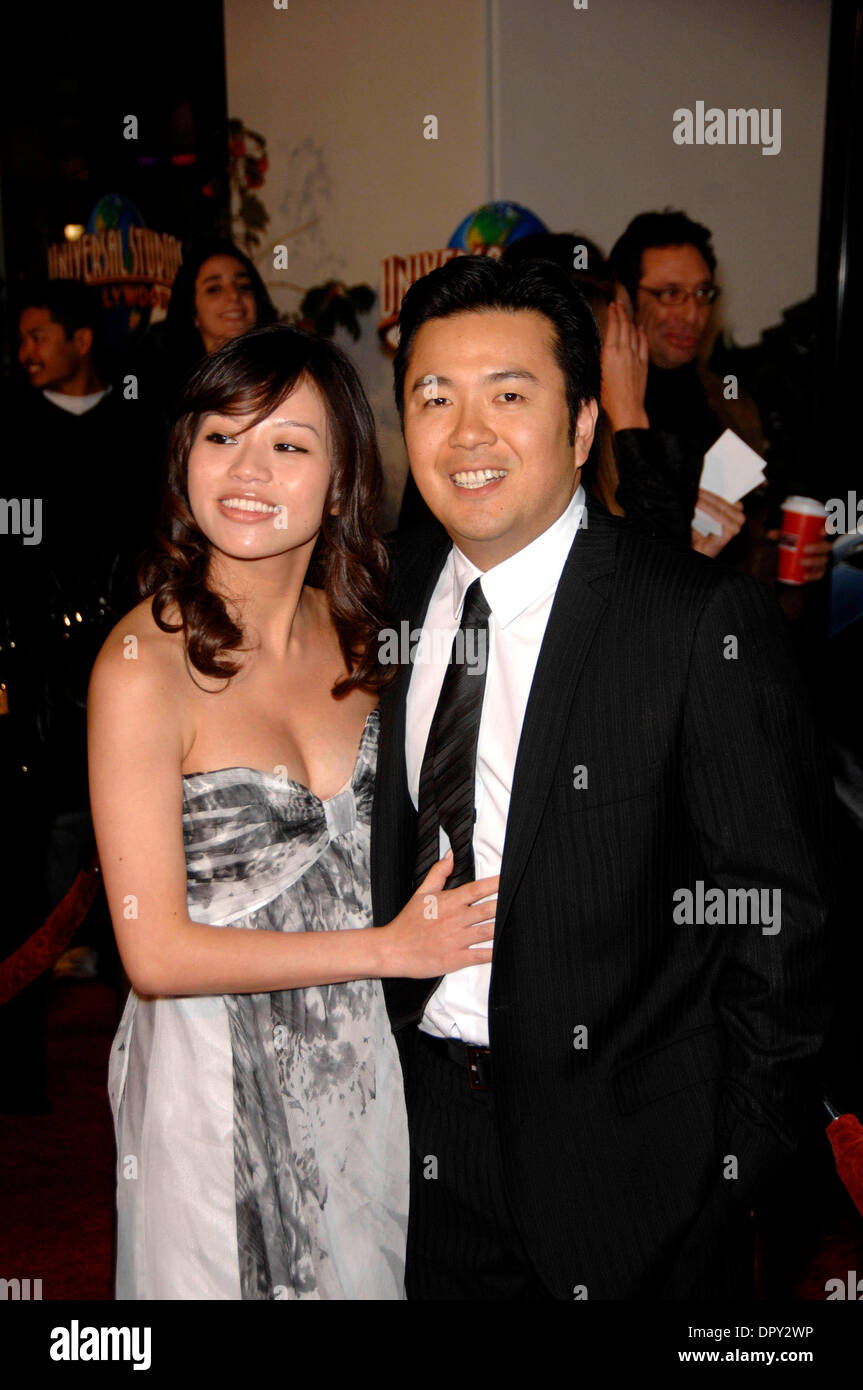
[574,399,599,464]
[72,325,94,359]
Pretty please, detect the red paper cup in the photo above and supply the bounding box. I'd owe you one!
[776,496,826,585]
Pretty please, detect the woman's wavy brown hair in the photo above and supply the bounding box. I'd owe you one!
[138,323,392,697]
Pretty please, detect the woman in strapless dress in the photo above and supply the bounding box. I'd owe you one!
[87,325,497,1299]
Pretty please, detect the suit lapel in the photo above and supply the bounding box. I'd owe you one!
[374,506,619,944]
[371,530,451,925]
[495,503,619,938]
[389,532,453,808]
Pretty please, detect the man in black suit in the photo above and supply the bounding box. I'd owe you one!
[370,254,831,1300]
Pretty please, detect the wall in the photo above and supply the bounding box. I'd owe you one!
[224,0,831,515]
[223,0,487,524]
[493,0,830,346]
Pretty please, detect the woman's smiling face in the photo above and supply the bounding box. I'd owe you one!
[193,255,258,353]
[186,377,334,564]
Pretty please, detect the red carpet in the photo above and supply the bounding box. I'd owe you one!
[0,978,116,1300]
[1,976,862,1302]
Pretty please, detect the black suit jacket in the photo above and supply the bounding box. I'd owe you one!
[371,498,832,1299]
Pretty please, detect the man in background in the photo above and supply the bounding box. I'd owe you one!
[609,209,831,586]
[0,282,158,1082]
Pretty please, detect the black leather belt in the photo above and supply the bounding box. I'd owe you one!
[418,1030,492,1090]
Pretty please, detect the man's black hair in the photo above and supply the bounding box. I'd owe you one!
[609,210,717,306]
[392,253,601,446]
[16,277,105,346]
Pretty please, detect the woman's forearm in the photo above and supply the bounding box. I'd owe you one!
[125,914,389,998]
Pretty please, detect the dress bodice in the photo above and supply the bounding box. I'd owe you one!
[180,710,379,926]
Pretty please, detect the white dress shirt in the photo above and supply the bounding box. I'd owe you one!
[406,485,586,1046]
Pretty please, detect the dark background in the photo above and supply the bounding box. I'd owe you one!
[0,1,230,368]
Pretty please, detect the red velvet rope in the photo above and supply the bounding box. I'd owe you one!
[827,1114,863,1218]
[0,857,101,1006]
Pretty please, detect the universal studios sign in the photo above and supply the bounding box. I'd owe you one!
[46,192,182,343]
[378,248,465,350]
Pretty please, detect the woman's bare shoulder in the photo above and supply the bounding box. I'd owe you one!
[87,597,193,776]
[89,596,187,699]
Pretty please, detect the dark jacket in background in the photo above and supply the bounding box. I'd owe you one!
[0,383,162,814]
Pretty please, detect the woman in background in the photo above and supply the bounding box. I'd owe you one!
[133,238,278,426]
[164,237,277,369]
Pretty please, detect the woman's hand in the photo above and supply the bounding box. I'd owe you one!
[381,851,497,978]
[691,489,746,557]
[601,300,650,432]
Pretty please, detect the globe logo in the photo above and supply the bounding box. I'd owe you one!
[86,194,149,343]
[448,201,548,255]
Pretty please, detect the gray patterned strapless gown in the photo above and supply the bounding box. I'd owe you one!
[108,710,408,1299]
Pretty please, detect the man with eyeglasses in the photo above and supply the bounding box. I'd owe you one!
[610,209,764,471]
[609,210,831,588]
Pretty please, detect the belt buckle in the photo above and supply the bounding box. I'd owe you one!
[467,1045,491,1091]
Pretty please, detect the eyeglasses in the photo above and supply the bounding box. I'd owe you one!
[637,284,720,306]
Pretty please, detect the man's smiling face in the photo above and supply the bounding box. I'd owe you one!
[18,307,87,391]
[402,308,597,570]
[635,244,714,369]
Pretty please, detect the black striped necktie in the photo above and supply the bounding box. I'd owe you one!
[413,577,491,891]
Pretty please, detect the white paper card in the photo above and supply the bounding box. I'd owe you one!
[692,428,766,536]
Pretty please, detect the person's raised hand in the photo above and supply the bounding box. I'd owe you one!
[690,489,746,558]
[601,300,650,432]
[381,851,497,978]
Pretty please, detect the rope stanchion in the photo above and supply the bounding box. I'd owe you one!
[0,856,102,1006]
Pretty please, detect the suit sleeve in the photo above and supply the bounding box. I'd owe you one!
[613,428,699,548]
[681,570,834,1205]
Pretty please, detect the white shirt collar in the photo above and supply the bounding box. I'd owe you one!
[449,484,586,628]
[42,385,111,415]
